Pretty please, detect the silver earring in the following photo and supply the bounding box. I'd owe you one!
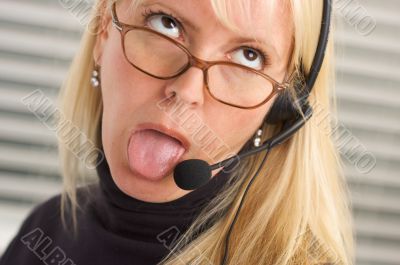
[91,64,100,88]
[253,128,263,147]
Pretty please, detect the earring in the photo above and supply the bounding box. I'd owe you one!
[91,64,100,88]
[253,128,263,147]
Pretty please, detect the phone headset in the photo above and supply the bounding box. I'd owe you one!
[172,1,332,264]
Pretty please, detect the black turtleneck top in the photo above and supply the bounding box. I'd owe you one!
[0,155,233,265]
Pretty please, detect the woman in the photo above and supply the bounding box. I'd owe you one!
[0,0,354,264]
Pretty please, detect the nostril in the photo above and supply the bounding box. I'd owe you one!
[163,67,205,107]
[166,91,177,101]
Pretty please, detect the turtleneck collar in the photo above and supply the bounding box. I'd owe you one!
[96,151,234,211]
[91,150,236,242]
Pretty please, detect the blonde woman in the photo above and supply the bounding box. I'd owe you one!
[0,0,354,264]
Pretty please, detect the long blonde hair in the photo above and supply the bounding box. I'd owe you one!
[57,0,354,264]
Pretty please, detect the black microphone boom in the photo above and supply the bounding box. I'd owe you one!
[174,107,313,190]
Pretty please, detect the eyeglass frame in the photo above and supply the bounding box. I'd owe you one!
[110,2,290,109]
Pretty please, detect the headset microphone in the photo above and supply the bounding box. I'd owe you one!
[173,106,313,190]
[174,0,331,192]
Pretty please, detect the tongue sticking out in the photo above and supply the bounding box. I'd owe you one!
[127,129,186,181]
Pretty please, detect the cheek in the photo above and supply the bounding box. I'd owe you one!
[100,35,140,102]
[98,33,157,148]
[99,32,164,122]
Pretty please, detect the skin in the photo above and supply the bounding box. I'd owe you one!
[93,0,293,203]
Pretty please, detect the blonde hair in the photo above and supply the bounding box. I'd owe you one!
[57,0,354,264]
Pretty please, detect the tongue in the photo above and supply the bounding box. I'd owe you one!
[127,129,186,181]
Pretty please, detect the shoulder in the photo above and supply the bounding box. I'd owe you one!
[23,184,98,230]
[26,185,91,221]
[0,184,98,264]
[10,184,94,235]
[0,193,61,265]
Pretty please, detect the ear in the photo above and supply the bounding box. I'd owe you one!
[93,3,113,65]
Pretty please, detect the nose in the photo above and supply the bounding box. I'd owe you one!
[164,67,205,107]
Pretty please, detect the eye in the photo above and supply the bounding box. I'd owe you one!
[144,11,181,39]
[230,47,266,70]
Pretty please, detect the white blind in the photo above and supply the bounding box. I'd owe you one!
[335,0,400,264]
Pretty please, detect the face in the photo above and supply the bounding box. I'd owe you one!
[93,0,293,202]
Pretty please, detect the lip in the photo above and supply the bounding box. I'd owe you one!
[132,122,191,151]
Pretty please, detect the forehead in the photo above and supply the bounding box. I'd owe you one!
[129,0,293,62]
[141,0,290,31]
[214,0,293,53]
[137,0,291,33]
[213,0,291,32]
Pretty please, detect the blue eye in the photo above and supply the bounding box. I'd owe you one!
[144,11,181,38]
[231,48,265,70]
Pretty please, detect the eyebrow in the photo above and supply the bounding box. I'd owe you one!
[141,1,278,58]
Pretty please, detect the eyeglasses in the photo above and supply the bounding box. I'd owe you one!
[110,2,289,109]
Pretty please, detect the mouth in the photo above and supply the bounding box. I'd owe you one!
[134,123,191,152]
[126,122,190,180]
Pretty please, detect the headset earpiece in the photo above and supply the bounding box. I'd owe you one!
[265,80,310,125]
[265,93,296,124]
